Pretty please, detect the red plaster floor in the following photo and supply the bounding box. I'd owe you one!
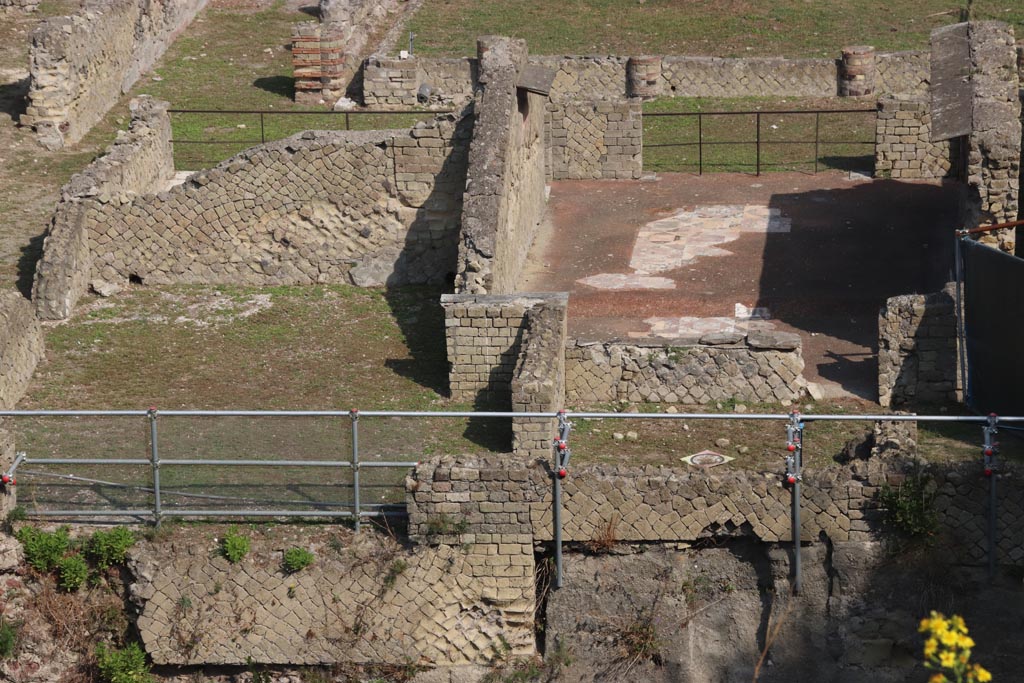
[519,172,962,400]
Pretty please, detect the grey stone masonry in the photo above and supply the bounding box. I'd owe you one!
[875,96,954,180]
[965,22,1021,252]
[442,293,561,407]
[566,332,807,406]
[408,440,1024,564]
[33,96,174,320]
[0,0,37,11]
[130,526,535,666]
[22,0,208,150]
[0,293,44,411]
[0,429,15,519]
[546,99,643,181]
[511,296,568,459]
[361,50,933,105]
[877,287,958,408]
[33,109,472,320]
[455,37,548,295]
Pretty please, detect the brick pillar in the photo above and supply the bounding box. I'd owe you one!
[627,56,662,99]
[292,22,323,104]
[840,46,876,97]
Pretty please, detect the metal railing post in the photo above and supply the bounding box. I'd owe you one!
[345,112,350,131]
[755,112,762,176]
[785,410,803,593]
[814,112,820,174]
[148,407,162,527]
[983,414,998,577]
[553,410,572,588]
[260,112,265,144]
[698,113,703,175]
[350,409,360,532]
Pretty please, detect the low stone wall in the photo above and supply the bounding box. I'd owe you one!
[511,297,568,459]
[566,331,806,406]
[33,108,472,320]
[0,293,44,411]
[875,96,954,179]
[442,293,563,407]
[877,288,958,408]
[455,37,548,295]
[33,96,175,320]
[408,444,1024,566]
[130,527,534,667]
[362,49,932,105]
[22,0,208,149]
[546,99,642,180]
[0,0,37,11]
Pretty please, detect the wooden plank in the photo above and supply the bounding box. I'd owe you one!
[930,22,972,141]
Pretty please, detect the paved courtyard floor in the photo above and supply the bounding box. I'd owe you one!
[520,172,961,400]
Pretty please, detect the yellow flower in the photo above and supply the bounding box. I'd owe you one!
[939,651,957,668]
[974,665,992,682]
[920,617,933,633]
[941,630,959,647]
[924,638,938,657]
[928,674,946,683]
[959,635,975,649]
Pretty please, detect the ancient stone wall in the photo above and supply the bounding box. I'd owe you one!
[875,96,954,179]
[965,21,1021,251]
[566,331,806,406]
[129,527,534,667]
[408,446,1024,565]
[511,297,568,459]
[455,37,548,295]
[33,110,471,320]
[0,294,44,411]
[442,293,561,407]
[33,96,175,320]
[877,288,958,408]
[0,0,37,11]
[22,0,208,150]
[362,57,477,108]
[292,0,405,104]
[876,50,931,95]
[362,50,933,104]
[546,99,642,180]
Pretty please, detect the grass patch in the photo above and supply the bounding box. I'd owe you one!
[407,0,1023,58]
[642,96,875,174]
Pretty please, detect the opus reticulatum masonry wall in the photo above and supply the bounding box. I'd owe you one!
[566,330,807,405]
[22,0,208,150]
[33,102,472,320]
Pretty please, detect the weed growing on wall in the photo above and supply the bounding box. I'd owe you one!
[220,528,251,563]
[383,558,409,588]
[0,618,18,660]
[879,470,937,537]
[282,547,315,574]
[95,641,153,683]
[424,513,469,538]
[87,527,136,569]
[16,525,71,572]
[56,554,89,592]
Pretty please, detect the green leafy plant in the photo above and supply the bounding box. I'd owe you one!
[16,525,71,573]
[56,553,89,592]
[0,618,18,660]
[879,471,937,537]
[220,527,250,564]
[95,641,152,683]
[282,547,315,574]
[87,527,136,569]
[424,513,469,538]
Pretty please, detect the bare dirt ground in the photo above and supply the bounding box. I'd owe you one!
[521,171,961,401]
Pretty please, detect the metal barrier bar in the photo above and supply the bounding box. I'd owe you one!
[351,409,360,532]
[148,408,162,526]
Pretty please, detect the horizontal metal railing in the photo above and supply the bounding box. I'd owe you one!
[1,408,1017,588]
[643,107,876,175]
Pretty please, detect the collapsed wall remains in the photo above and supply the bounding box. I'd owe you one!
[22,0,208,150]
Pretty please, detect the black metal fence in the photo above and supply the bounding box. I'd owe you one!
[642,108,877,175]
[168,108,453,170]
